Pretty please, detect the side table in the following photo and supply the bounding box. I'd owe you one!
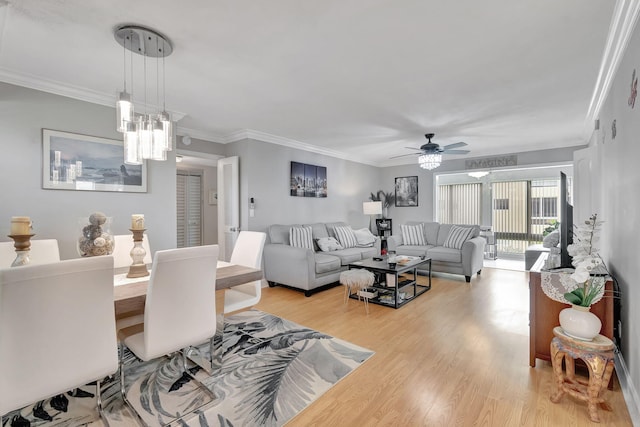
[550,326,615,423]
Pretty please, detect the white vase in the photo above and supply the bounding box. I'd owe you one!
[559,305,602,341]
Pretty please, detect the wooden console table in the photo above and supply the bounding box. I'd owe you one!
[529,253,614,367]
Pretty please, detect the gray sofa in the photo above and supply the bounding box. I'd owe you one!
[387,221,485,282]
[264,222,380,296]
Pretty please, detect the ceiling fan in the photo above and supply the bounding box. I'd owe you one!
[391,133,470,170]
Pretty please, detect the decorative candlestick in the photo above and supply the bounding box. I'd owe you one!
[127,229,150,278]
[8,234,35,267]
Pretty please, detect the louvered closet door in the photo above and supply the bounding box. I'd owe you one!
[177,170,202,247]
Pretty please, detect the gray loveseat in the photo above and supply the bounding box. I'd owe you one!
[264,222,380,296]
[387,221,485,282]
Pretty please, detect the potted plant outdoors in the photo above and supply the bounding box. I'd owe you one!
[558,214,608,341]
[369,190,395,219]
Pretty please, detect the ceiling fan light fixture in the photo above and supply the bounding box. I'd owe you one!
[418,153,441,170]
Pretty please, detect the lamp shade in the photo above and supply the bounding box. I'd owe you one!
[363,201,383,215]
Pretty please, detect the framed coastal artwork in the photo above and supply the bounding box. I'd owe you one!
[395,176,418,207]
[42,129,147,192]
[290,161,327,198]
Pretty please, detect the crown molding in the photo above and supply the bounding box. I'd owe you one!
[175,126,227,143]
[220,129,378,166]
[0,67,186,121]
[585,0,640,129]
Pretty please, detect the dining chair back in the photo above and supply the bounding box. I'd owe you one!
[0,239,60,268]
[224,231,266,313]
[112,234,152,270]
[124,244,219,361]
[0,256,117,418]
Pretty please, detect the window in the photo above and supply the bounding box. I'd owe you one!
[531,197,557,218]
[494,199,509,210]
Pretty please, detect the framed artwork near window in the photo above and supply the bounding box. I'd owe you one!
[395,176,418,207]
[42,129,147,192]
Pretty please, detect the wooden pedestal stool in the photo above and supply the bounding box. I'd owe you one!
[340,269,375,313]
[550,326,615,423]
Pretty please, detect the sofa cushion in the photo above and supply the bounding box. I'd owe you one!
[406,221,440,245]
[427,246,462,263]
[353,228,376,247]
[401,223,426,245]
[437,224,480,246]
[316,237,343,252]
[325,222,349,239]
[290,226,314,249]
[443,225,476,249]
[315,253,342,274]
[396,245,431,257]
[331,248,367,265]
[334,225,358,249]
[542,229,560,248]
[269,224,301,244]
[304,223,330,240]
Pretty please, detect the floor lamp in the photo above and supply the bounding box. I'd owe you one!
[363,201,383,234]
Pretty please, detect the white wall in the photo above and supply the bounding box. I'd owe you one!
[0,82,177,259]
[585,17,640,409]
[225,139,383,234]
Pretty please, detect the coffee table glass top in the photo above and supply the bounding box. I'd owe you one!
[349,255,430,272]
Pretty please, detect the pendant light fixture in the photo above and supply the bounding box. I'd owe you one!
[114,25,174,165]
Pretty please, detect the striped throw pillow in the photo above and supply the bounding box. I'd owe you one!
[401,224,426,246]
[334,226,358,249]
[443,225,475,249]
[289,226,314,249]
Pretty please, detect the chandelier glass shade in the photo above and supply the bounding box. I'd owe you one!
[418,153,442,170]
[115,25,174,165]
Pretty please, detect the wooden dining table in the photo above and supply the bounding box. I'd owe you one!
[113,261,263,319]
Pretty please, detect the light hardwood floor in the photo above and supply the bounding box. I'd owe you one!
[252,267,634,426]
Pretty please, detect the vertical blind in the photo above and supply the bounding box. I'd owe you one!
[438,183,482,225]
[176,170,202,248]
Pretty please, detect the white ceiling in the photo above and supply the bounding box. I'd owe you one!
[0,0,615,167]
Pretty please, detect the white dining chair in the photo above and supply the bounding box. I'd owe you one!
[0,239,60,268]
[223,231,267,313]
[112,234,152,270]
[0,256,118,424]
[118,245,219,426]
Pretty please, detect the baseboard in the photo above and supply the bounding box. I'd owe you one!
[615,349,640,426]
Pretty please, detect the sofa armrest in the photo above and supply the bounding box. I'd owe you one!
[263,244,315,288]
[461,236,486,276]
[387,234,402,251]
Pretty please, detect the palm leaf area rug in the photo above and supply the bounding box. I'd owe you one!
[3,310,374,427]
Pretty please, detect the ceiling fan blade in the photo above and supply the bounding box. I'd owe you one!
[442,141,467,150]
[389,152,421,159]
[442,149,470,155]
[403,147,423,152]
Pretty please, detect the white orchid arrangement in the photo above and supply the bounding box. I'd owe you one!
[564,214,607,307]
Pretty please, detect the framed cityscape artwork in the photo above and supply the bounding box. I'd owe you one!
[290,161,327,197]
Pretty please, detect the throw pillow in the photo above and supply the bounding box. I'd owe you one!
[542,229,560,248]
[443,225,475,249]
[353,228,377,247]
[401,223,426,246]
[334,225,358,249]
[289,226,314,250]
[315,237,344,252]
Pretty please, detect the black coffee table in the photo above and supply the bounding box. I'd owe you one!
[347,256,431,309]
